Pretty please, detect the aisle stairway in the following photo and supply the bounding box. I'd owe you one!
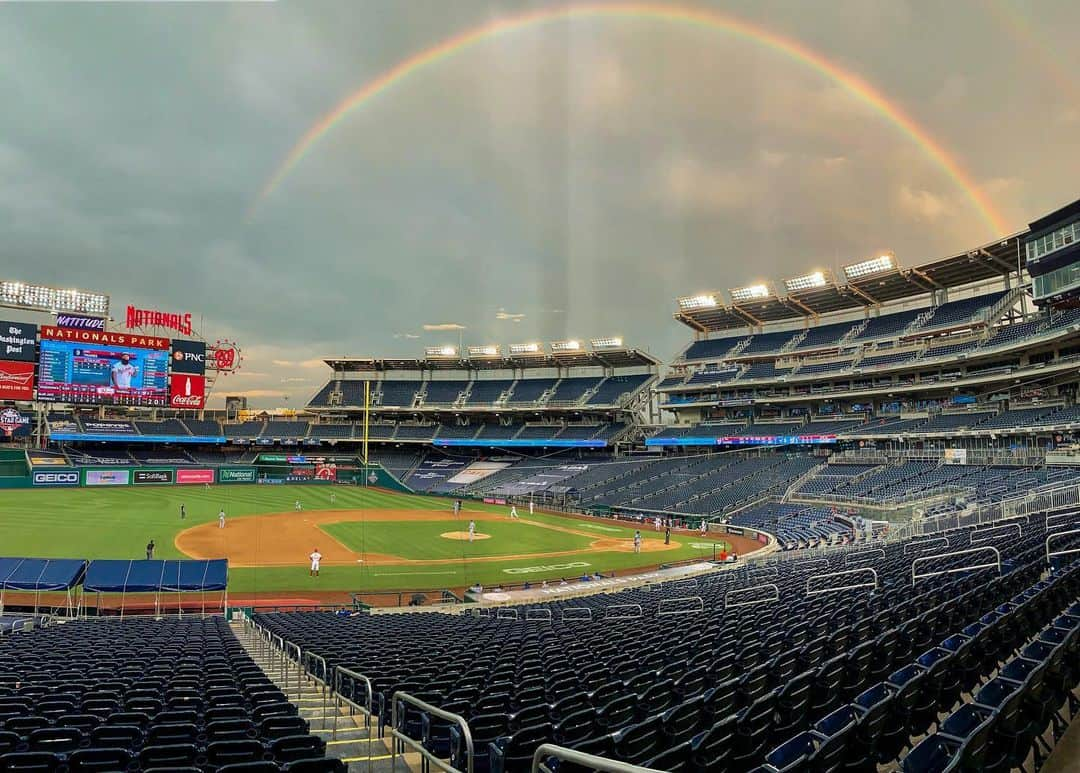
[232,620,419,772]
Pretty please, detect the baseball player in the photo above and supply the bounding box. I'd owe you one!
[633,530,642,554]
[218,508,226,529]
[509,505,518,519]
[309,548,322,577]
[528,499,534,515]
[699,520,708,536]
[453,499,461,516]
[180,503,186,520]
[468,520,476,543]
[330,492,336,505]
[295,499,302,512]
[654,516,661,532]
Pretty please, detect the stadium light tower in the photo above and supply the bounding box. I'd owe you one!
[0,280,109,317]
[843,253,896,281]
[425,345,458,358]
[467,344,500,358]
[590,337,624,350]
[784,270,832,293]
[729,284,773,304]
[677,293,719,311]
[509,342,543,355]
[551,340,582,353]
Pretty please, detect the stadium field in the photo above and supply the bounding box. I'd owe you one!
[0,485,755,594]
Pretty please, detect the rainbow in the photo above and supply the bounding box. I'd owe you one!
[250,2,1008,236]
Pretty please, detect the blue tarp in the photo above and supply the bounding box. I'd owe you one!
[84,559,228,593]
[0,558,87,591]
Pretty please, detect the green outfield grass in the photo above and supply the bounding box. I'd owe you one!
[0,485,730,593]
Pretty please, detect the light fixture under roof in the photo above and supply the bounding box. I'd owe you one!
[677,294,719,311]
[729,284,772,304]
[784,271,829,293]
[590,337,624,350]
[551,340,582,353]
[509,342,543,355]
[425,345,458,358]
[843,253,895,280]
[467,345,500,357]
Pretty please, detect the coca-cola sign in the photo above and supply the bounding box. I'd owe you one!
[169,373,206,409]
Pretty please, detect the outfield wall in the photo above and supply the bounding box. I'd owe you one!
[7,462,411,490]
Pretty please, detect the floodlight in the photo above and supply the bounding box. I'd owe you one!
[0,280,109,316]
[729,284,772,304]
[590,337,624,350]
[784,271,830,293]
[425,345,458,358]
[843,254,895,281]
[510,342,543,355]
[467,344,500,357]
[551,340,582,353]
[677,294,719,311]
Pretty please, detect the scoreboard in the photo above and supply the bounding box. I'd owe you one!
[37,339,170,406]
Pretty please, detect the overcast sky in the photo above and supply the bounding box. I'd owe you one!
[2,0,1077,407]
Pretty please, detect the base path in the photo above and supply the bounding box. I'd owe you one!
[174,508,704,568]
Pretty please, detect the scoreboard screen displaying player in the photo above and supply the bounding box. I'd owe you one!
[36,339,170,406]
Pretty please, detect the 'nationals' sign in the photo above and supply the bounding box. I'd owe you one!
[40,325,169,350]
[126,305,193,335]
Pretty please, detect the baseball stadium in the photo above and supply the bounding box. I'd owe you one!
[2,3,1080,773]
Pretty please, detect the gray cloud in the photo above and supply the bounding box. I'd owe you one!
[1,0,1077,407]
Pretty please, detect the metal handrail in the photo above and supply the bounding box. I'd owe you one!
[806,567,878,596]
[531,742,665,772]
[904,537,949,555]
[284,641,303,693]
[333,666,374,769]
[793,558,831,572]
[912,546,1001,586]
[724,583,779,609]
[1046,511,1080,531]
[1046,529,1080,564]
[657,596,704,617]
[970,522,1022,544]
[845,548,885,566]
[524,608,552,622]
[495,608,518,620]
[391,690,473,773]
[304,652,329,722]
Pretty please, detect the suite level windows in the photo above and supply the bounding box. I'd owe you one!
[1027,221,1080,262]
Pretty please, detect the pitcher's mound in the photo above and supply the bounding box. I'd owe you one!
[442,531,490,541]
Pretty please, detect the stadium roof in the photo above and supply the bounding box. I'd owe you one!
[675,232,1024,332]
[324,348,660,372]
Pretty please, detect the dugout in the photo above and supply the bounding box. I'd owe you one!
[82,559,228,618]
[0,557,87,617]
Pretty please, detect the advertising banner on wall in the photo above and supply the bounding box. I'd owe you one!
[0,321,37,362]
[169,374,206,409]
[176,468,214,485]
[85,469,131,486]
[218,467,257,484]
[32,470,80,487]
[133,469,175,485]
[170,339,206,375]
[0,408,30,437]
[314,464,337,482]
[40,325,169,349]
[55,314,106,331]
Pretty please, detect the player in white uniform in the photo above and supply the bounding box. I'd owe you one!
[110,353,138,390]
[309,548,322,577]
[700,520,708,536]
[633,531,642,554]
[509,505,518,519]
[330,492,336,505]
[295,500,302,512]
[528,499,534,515]
[218,509,225,529]
[468,520,476,543]
[654,516,662,531]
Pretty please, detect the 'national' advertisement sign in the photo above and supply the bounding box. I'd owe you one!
[218,467,257,484]
[0,321,37,362]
